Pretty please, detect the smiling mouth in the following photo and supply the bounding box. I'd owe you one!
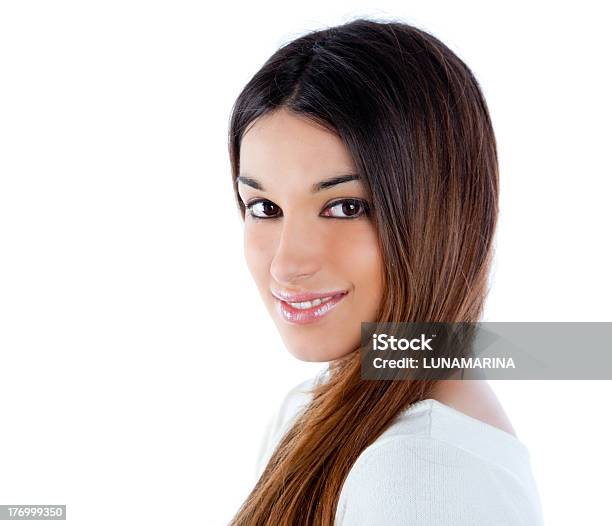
[275,291,348,325]
[285,295,336,309]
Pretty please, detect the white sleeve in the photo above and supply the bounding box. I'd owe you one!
[253,408,278,483]
[335,436,544,526]
[253,377,318,484]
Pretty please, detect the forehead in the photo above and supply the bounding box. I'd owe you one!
[239,108,357,182]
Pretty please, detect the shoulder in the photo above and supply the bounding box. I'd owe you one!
[430,379,518,438]
[335,435,544,526]
[267,371,324,435]
[274,374,321,427]
[254,374,321,481]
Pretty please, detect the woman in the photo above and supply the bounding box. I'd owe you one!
[227,17,544,525]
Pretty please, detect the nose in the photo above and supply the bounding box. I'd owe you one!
[270,215,322,285]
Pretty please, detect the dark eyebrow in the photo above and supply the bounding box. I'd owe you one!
[236,173,361,193]
[236,175,264,190]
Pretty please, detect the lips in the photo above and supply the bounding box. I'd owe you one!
[273,290,348,325]
[271,289,348,303]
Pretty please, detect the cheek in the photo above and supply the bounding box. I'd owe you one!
[243,224,274,283]
[332,224,384,299]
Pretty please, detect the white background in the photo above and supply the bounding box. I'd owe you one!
[0,1,610,525]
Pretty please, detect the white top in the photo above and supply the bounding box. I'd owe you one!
[255,369,545,525]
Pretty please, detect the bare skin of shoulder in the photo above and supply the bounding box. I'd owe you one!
[429,379,518,438]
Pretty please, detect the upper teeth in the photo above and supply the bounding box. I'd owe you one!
[287,296,334,309]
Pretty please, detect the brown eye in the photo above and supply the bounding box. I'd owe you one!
[247,199,281,219]
[322,199,369,219]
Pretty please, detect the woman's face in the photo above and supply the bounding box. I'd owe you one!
[237,107,384,362]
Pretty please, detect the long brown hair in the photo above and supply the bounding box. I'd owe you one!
[227,17,499,525]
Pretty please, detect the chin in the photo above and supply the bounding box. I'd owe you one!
[291,353,327,363]
[285,342,352,363]
[281,339,328,362]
